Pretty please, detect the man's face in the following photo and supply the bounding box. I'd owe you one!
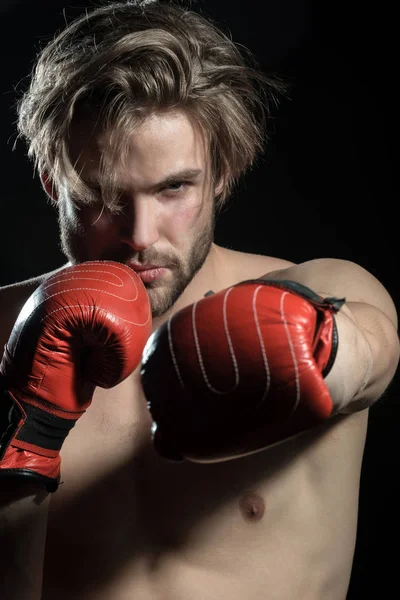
[58,111,218,317]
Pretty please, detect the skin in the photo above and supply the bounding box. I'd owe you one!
[0,108,398,600]
[50,110,223,317]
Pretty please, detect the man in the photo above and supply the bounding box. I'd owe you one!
[0,1,398,599]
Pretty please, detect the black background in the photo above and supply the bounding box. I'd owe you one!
[0,1,398,596]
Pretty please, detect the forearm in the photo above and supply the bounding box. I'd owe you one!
[0,482,49,600]
[323,304,373,411]
[332,301,400,412]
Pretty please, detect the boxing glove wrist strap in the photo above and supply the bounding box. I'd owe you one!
[0,389,77,460]
[242,278,345,377]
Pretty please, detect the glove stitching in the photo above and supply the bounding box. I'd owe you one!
[12,262,145,352]
[41,304,150,327]
[280,291,301,413]
[167,316,185,389]
[253,285,271,406]
[192,287,239,395]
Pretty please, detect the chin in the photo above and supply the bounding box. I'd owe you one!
[147,289,175,318]
[146,276,188,317]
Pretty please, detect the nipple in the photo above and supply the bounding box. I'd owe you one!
[239,490,265,523]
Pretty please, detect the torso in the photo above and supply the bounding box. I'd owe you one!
[42,379,367,600]
[0,249,369,600]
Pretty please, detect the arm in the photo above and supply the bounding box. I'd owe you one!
[265,258,399,412]
[0,282,52,600]
[0,483,49,600]
[0,261,151,597]
[141,257,399,462]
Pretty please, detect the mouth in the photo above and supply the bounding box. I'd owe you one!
[128,263,160,271]
[127,262,169,283]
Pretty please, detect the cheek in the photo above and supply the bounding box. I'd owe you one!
[175,206,200,228]
[83,213,121,259]
[62,201,119,254]
[79,206,110,231]
[79,206,119,240]
[163,199,208,239]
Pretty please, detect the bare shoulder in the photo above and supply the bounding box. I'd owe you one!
[0,266,66,350]
[218,246,295,284]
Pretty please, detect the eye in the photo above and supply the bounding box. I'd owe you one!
[162,180,191,195]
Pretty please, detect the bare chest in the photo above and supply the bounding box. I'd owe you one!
[43,377,369,599]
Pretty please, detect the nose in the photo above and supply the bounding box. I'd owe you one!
[120,195,160,252]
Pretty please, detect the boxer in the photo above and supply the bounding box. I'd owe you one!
[0,1,398,599]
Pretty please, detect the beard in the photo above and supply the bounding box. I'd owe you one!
[58,203,214,317]
[136,220,214,317]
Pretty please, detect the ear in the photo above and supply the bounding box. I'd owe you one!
[40,172,58,202]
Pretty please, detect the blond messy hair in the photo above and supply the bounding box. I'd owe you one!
[17,0,286,212]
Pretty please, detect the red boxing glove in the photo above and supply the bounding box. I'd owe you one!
[0,261,151,491]
[141,279,344,462]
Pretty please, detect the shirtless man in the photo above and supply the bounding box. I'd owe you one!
[0,1,398,599]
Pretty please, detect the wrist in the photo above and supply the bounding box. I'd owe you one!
[323,306,372,412]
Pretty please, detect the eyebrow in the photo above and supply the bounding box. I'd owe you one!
[84,168,203,189]
[156,168,203,186]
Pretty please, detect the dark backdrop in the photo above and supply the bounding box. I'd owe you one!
[1,1,398,597]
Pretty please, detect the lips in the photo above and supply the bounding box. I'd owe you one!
[128,263,160,272]
[127,263,169,283]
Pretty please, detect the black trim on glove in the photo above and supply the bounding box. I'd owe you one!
[238,278,345,378]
